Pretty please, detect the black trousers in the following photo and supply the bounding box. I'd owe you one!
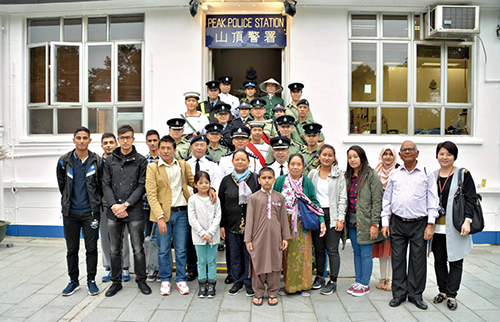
[63,211,100,282]
[187,229,198,274]
[389,215,427,301]
[311,209,342,282]
[108,218,147,283]
[431,233,463,298]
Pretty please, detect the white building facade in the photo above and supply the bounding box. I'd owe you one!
[1,0,499,243]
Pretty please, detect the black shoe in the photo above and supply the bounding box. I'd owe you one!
[218,244,225,251]
[138,282,152,295]
[433,293,447,304]
[228,282,244,295]
[389,297,405,307]
[320,280,337,295]
[312,276,326,289]
[245,284,255,297]
[198,279,207,298]
[224,275,233,285]
[207,279,216,298]
[105,283,123,297]
[187,272,198,282]
[409,298,428,310]
[447,298,458,311]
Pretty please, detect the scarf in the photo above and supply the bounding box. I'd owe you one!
[374,145,397,190]
[232,168,252,204]
[282,173,324,235]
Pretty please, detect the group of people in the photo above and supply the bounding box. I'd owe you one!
[57,76,478,312]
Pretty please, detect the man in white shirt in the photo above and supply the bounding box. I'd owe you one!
[381,141,439,310]
[266,137,290,177]
[185,135,222,191]
[182,91,209,140]
[218,75,240,117]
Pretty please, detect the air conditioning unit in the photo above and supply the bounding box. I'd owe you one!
[424,5,480,39]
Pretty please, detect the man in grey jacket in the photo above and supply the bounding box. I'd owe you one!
[102,124,151,297]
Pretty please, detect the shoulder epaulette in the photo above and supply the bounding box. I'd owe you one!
[221,151,235,157]
[248,152,258,159]
[205,156,216,163]
[184,156,193,161]
[265,161,275,167]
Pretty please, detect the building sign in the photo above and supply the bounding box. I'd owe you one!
[206,14,287,48]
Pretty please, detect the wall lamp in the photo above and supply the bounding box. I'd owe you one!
[189,0,199,17]
[284,0,297,17]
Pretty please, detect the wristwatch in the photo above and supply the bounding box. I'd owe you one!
[465,218,473,223]
[124,201,130,207]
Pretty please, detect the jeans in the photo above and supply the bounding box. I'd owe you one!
[143,208,154,238]
[311,209,342,282]
[226,231,251,286]
[349,227,374,286]
[108,218,147,284]
[194,244,218,280]
[63,211,100,282]
[157,209,189,283]
[100,207,130,269]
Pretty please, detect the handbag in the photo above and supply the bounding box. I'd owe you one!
[452,168,484,235]
[297,198,320,231]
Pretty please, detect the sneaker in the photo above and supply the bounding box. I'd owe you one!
[228,282,244,295]
[245,284,255,297]
[156,271,161,283]
[122,268,131,282]
[102,269,112,283]
[347,283,359,295]
[147,269,156,282]
[176,281,190,295]
[312,276,326,289]
[62,280,80,296]
[160,281,171,296]
[87,280,99,296]
[352,285,370,297]
[320,280,337,295]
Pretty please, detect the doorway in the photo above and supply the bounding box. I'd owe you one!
[211,48,283,101]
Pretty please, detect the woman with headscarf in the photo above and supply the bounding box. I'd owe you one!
[372,145,399,291]
[273,153,326,297]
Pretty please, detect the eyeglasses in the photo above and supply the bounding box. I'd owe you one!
[118,136,133,141]
[400,148,417,153]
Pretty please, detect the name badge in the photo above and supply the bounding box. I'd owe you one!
[272,202,281,206]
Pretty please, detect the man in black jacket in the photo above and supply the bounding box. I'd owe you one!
[102,124,152,297]
[56,126,102,297]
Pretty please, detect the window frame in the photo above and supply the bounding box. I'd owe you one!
[26,14,145,135]
[348,12,475,137]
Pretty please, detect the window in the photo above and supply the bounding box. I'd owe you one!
[27,15,144,134]
[349,13,474,136]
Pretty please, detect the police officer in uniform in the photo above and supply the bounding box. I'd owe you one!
[218,126,262,177]
[259,78,284,119]
[185,135,223,191]
[218,76,240,111]
[216,103,243,150]
[241,81,258,103]
[198,81,221,123]
[286,82,314,122]
[204,123,230,163]
[266,137,291,178]
[295,99,325,144]
[301,123,323,176]
[237,101,254,124]
[166,118,191,159]
[264,115,302,164]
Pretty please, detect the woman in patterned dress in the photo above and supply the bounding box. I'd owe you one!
[273,153,326,296]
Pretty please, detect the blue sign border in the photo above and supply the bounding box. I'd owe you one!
[206,14,287,48]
